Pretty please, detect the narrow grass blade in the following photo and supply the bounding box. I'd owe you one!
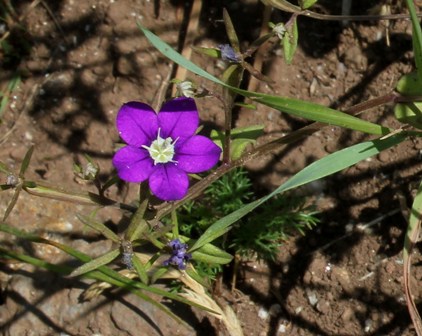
[0,73,20,119]
[0,222,218,314]
[0,246,186,326]
[403,180,422,336]
[0,161,9,174]
[282,18,298,64]
[0,247,72,274]
[125,182,149,241]
[190,134,405,251]
[252,93,390,135]
[22,181,135,211]
[222,8,240,53]
[132,253,149,284]
[77,214,120,243]
[2,185,22,221]
[192,241,233,265]
[139,25,390,136]
[406,0,422,79]
[70,248,120,277]
[19,146,34,177]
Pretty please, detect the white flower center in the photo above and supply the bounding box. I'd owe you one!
[272,23,286,40]
[142,129,178,165]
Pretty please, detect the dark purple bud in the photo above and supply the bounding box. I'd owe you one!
[218,44,241,63]
[163,238,192,270]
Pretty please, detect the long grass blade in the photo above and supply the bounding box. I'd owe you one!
[77,214,120,243]
[139,25,390,136]
[403,180,422,336]
[190,134,405,250]
[0,222,218,314]
[70,248,120,277]
[19,146,34,177]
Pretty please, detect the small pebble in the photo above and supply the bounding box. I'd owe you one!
[364,319,372,332]
[306,290,318,306]
[278,323,287,333]
[258,307,269,320]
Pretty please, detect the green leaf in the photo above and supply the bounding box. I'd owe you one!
[0,246,72,274]
[234,102,257,110]
[403,179,422,333]
[125,182,150,242]
[211,125,265,160]
[0,162,9,174]
[299,0,317,9]
[274,134,405,193]
[77,214,120,243]
[191,243,233,265]
[150,266,170,284]
[252,93,390,135]
[19,146,34,177]
[0,73,20,119]
[22,181,120,207]
[138,25,390,136]
[223,8,241,54]
[190,134,406,251]
[396,72,422,96]
[191,46,221,59]
[221,64,244,108]
[137,24,233,87]
[406,0,422,80]
[282,18,298,64]
[70,248,120,277]
[3,184,22,222]
[132,253,149,284]
[186,268,211,288]
[222,64,243,90]
[189,198,261,251]
[394,102,422,129]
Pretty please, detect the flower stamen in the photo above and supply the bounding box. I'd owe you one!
[142,128,178,165]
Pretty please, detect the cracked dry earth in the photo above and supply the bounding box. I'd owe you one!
[2,0,422,335]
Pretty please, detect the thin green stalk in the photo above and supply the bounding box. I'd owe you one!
[406,0,422,78]
[171,210,179,238]
[125,182,150,241]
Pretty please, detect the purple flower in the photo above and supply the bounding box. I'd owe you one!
[112,97,221,201]
[163,238,192,270]
[218,44,241,63]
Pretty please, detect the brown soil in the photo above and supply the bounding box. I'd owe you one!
[1,0,422,335]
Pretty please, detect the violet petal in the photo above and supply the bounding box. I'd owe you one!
[175,135,221,173]
[112,146,154,182]
[149,164,189,201]
[116,102,158,147]
[158,97,199,139]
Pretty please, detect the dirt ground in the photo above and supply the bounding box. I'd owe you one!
[1,0,422,335]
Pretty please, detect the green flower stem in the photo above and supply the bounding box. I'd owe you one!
[406,0,422,78]
[223,103,232,164]
[22,180,136,211]
[171,209,179,238]
[125,182,150,242]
